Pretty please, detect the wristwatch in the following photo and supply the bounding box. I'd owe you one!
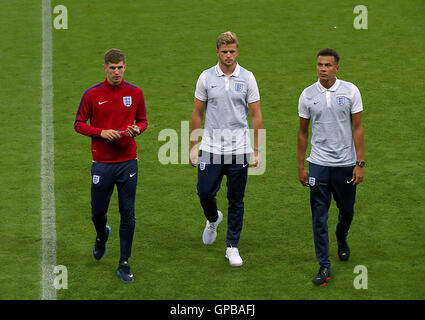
[356,161,365,168]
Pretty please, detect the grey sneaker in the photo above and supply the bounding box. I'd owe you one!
[202,210,223,245]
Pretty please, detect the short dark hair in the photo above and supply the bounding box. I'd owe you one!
[317,48,340,63]
[104,48,126,65]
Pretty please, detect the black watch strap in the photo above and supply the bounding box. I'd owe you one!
[356,161,365,168]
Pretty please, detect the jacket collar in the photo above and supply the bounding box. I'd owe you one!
[104,78,125,89]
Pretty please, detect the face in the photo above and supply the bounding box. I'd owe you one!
[216,43,239,68]
[103,61,126,85]
[316,55,339,82]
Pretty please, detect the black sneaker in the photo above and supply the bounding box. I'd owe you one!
[117,259,134,283]
[337,239,350,262]
[93,226,111,260]
[312,266,331,286]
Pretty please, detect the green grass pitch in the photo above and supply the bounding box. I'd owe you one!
[0,0,424,300]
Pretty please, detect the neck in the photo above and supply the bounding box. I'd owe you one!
[107,79,122,87]
[219,61,237,76]
[319,77,336,89]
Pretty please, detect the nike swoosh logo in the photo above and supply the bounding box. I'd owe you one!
[210,85,217,88]
[129,173,136,177]
[98,101,108,105]
[243,163,249,167]
[313,101,319,104]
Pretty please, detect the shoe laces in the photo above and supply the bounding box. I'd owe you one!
[119,261,131,273]
[317,267,329,277]
[227,247,239,256]
[207,221,217,232]
[95,238,105,248]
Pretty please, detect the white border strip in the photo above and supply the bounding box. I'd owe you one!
[41,0,57,300]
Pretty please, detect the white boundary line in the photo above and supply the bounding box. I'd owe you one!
[41,0,57,300]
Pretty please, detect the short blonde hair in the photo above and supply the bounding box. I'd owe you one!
[216,31,239,49]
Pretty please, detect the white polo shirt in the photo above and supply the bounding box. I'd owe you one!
[298,78,363,167]
[195,63,260,155]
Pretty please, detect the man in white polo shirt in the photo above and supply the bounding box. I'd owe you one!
[190,31,263,266]
[297,48,365,286]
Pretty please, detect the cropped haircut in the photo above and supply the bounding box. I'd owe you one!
[216,31,239,49]
[104,48,126,65]
[317,48,340,63]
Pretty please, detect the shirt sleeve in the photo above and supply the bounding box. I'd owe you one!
[74,89,102,137]
[135,89,148,133]
[298,90,310,119]
[247,73,260,104]
[351,84,363,114]
[194,71,207,101]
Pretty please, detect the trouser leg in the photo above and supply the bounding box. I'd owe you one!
[225,154,248,248]
[309,162,332,268]
[116,160,138,259]
[197,151,224,223]
[91,162,114,242]
[330,166,356,241]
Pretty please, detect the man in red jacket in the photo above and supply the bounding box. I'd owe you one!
[74,48,148,282]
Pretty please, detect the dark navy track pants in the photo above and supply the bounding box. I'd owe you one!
[91,159,138,259]
[308,162,356,268]
[197,151,249,248]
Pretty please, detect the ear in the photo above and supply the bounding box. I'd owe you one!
[103,64,108,72]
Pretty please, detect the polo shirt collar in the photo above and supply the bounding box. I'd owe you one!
[215,63,241,77]
[316,78,340,92]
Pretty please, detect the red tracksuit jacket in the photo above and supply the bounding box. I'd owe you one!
[74,78,148,163]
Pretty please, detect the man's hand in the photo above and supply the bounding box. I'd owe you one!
[189,146,198,167]
[350,166,364,185]
[298,167,309,187]
[127,125,140,137]
[251,151,261,169]
[100,129,121,141]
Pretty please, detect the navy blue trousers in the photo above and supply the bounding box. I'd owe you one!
[309,162,356,268]
[91,159,138,259]
[197,151,249,247]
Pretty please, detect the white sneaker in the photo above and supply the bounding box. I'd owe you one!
[225,247,243,267]
[202,210,223,245]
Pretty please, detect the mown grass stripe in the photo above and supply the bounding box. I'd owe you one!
[41,0,56,300]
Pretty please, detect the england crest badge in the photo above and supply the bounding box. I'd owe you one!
[199,161,206,171]
[234,82,244,92]
[123,96,132,107]
[308,177,316,187]
[92,175,100,185]
[336,96,345,106]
